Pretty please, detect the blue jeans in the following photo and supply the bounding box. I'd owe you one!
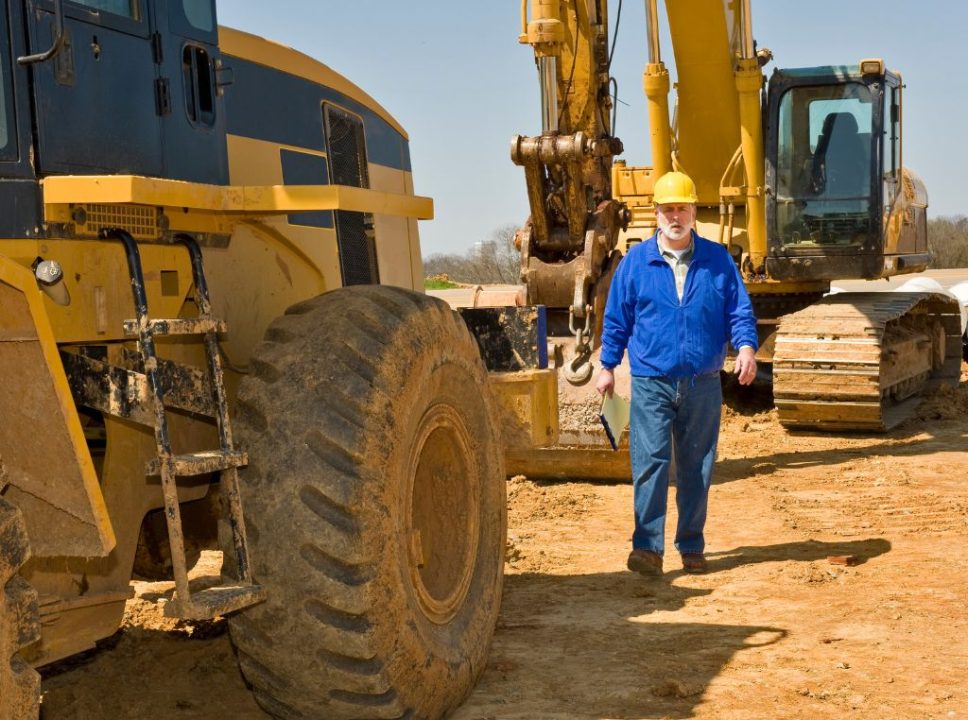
[629,374,722,556]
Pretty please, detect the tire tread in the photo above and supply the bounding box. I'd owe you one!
[229,287,504,720]
[0,496,41,720]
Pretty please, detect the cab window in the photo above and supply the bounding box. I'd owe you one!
[0,4,19,161]
[69,0,140,20]
[182,0,213,32]
[0,68,10,158]
[170,0,216,41]
[882,86,900,209]
[0,10,14,161]
[182,45,215,126]
[775,82,875,248]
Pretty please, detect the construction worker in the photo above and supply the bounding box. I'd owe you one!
[595,171,758,576]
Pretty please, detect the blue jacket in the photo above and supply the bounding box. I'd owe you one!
[600,231,758,377]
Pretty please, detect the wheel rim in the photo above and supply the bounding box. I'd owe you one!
[407,403,480,625]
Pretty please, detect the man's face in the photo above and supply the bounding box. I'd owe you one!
[656,203,696,245]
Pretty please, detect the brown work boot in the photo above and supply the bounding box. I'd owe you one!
[681,553,708,574]
[627,549,663,577]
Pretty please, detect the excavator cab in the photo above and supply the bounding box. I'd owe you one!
[764,62,927,282]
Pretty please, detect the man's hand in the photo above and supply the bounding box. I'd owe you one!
[596,367,615,397]
[734,346,757,386]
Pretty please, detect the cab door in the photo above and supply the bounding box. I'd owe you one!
[154,0,227,184]
[24,0,162,175]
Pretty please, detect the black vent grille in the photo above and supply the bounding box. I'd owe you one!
[325,105,379,286]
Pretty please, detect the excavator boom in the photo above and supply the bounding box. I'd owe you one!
[513,0,627,385]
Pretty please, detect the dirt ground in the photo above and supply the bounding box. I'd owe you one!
[39,369,968,720]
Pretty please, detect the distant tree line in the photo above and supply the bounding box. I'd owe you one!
[423,216,968,285]
[423,224,521,285]
[928,215,968,269]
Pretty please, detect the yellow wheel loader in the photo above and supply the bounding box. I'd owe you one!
[0,1,559,718]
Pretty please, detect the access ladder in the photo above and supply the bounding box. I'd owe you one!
[102,228,265,620]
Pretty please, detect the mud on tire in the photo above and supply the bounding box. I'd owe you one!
[0,494,41,720]
[229,286,506,720]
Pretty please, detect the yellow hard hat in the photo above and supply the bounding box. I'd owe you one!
[653,171,698,205]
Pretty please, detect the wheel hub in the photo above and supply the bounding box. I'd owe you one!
[407,403,480,625]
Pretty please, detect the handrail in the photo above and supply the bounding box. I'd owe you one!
[19,0,67,65]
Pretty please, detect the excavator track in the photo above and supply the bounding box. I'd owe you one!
[773,292,962,431]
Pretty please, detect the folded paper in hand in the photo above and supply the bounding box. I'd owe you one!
[599,393,630,451]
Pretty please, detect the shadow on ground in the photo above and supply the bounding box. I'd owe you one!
[457,537,888,719]
[714,428,963,483]
[457,568,783,719]
[682,537,891,578]
[39,620,268,720]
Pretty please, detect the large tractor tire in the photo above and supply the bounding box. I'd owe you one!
[0,496,41,720]
[229,286,506,720]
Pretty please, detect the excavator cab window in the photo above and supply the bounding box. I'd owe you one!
[882,85,900,214]
[774,82,874,249]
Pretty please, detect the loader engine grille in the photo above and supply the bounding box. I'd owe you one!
[324,104,379,286]
[83,204,159,240]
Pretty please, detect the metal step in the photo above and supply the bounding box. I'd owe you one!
[163,583,267,620]
[123,317,227,337]
[146,450,247,477]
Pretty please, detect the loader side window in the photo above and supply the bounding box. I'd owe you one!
[324,103,379,286]
[69,0,140,20]
[0,75,9,159]
[169,0,217,42]
[0,15,15,161]
[775,82,875,249]
[181,0,214,32]
[182,45,215,127]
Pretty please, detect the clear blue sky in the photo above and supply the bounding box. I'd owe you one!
[218,2,968,256]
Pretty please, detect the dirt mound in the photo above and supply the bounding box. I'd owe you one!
[911,367,968,423]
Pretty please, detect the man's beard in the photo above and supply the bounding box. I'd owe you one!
[658,220,691,244]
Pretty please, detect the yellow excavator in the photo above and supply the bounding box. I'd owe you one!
[511,0,962,441]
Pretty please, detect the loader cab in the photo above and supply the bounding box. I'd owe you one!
[764,63,922,281]
[0,1,43,235]
[0,0,226,205]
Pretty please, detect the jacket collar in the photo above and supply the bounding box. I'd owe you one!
[645,230,708,265]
